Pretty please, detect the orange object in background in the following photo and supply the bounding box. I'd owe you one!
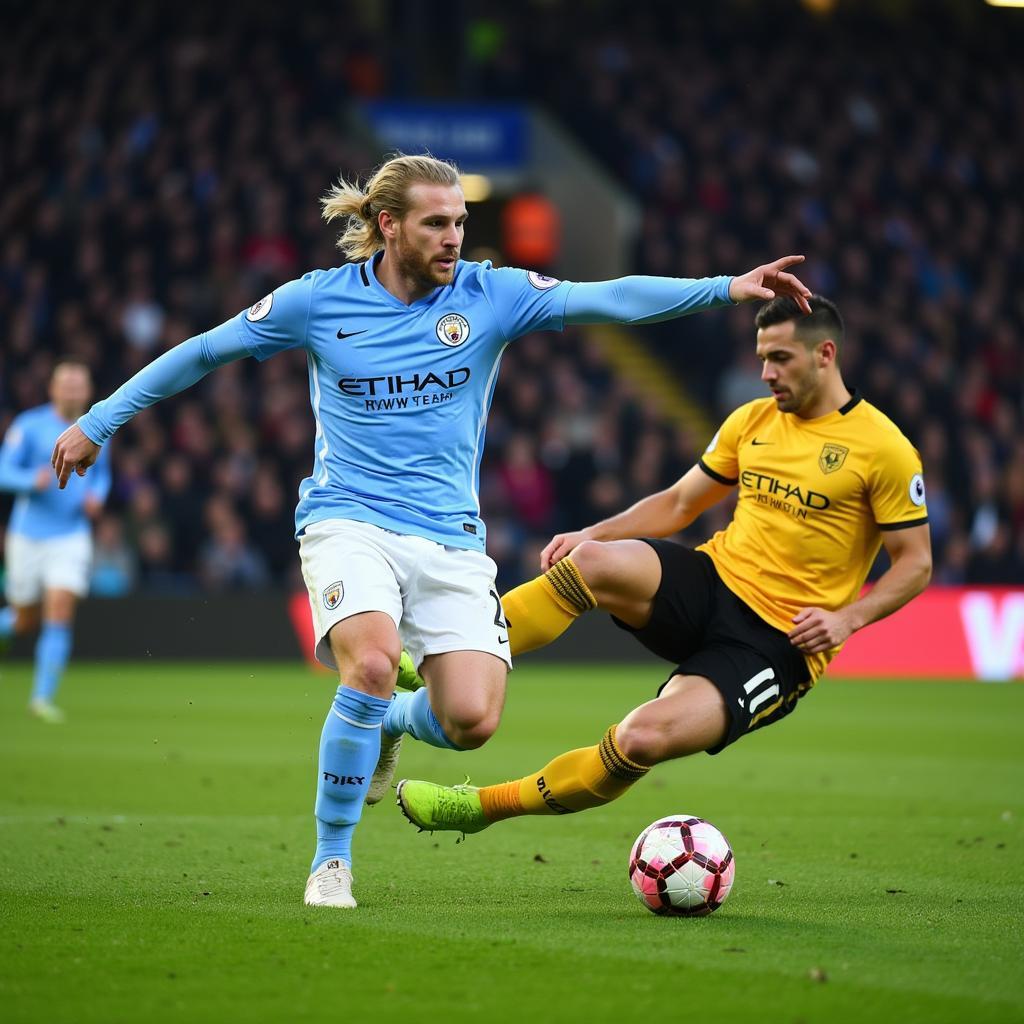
[501,192,561,269]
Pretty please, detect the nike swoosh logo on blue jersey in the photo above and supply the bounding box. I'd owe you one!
[232,259,574,553]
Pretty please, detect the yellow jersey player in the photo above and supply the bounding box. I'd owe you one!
[397,295,932,832]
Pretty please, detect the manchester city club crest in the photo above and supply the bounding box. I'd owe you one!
[819,443,850,474]
[436,313,471,347]
[323,581,344,610]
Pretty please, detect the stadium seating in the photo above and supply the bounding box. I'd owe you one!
[2,1,1020,590]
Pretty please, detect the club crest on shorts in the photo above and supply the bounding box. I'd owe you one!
[323,581,344,610]
[246,293,274,322]
[819,443,849,474]
[436,313,470,347]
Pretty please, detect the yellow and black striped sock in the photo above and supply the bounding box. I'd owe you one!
[501,558,597,656]
[479,725,650,821]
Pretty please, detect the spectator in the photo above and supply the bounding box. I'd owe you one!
[198,515,270,592]
[1,0,1020,594]
[496,434,555,534]
[91,515,138,598]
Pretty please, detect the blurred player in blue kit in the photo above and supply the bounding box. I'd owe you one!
[0,361,111,722]
[51,154,811,908]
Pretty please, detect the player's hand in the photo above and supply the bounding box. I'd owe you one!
[787,606,854,655]
[729,255,812,314]
[51,425,100,490]
[540,530,593,572]
[83,494,103,519]
[33,467,53,492]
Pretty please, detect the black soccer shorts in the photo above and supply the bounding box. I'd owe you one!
[612,541,812,754]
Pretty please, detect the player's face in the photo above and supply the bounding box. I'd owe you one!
[392,183,467,290]
[50,365,92,419]
[756,322,822,415]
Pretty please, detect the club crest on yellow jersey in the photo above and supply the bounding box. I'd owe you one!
[819,443,849,475]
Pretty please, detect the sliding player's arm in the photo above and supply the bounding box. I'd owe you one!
[789,437,931,655]
[788,523,932,655]
[541,464,734,571]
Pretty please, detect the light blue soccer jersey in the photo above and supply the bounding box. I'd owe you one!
[234,259,573,550]
[77,256,733,551]
[0,404,112,539]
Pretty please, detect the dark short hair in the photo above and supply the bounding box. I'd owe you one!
[754,295,844,350]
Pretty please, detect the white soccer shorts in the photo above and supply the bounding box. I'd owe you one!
[298,518,511,672]
[4,531,94,605]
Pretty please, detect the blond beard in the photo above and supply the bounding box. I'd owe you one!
[395,239,455,291]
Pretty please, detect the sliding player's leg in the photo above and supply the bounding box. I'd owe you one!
[396,676,727,833]
[397,541,811,835]
[500,539,662,655]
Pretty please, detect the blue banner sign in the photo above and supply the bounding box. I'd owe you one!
[360,102,528,170]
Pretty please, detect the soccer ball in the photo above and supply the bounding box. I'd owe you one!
[628,815,735,916]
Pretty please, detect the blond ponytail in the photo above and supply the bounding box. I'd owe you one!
[321,153,462,262]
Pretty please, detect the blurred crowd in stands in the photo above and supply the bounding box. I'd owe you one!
[2,1,1022,596]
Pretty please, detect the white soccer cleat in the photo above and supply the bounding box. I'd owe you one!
[29,698,66,724]
[365,731,402,805]
[304,859,356,908]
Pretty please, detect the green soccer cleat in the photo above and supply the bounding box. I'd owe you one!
[396,779,491,834]
[396,650,425,691]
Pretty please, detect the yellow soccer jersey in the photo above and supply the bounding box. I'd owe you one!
[696,392,928,680]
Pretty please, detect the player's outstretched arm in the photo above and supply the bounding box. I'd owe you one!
[541,464,733,570]
[52,323,251,488]
[788,523,932,655]
[560,255,810,327]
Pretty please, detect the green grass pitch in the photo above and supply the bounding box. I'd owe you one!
[1,661,1022,1024]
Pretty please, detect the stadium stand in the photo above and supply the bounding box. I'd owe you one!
[2,1,1021,592]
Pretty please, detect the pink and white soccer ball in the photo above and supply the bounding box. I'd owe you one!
[629,815,735,916]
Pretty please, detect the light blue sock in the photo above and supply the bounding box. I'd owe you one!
[383,688,463,750]
[31,622,72,702]
[0,607,15,639]
[312,685,391,872]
